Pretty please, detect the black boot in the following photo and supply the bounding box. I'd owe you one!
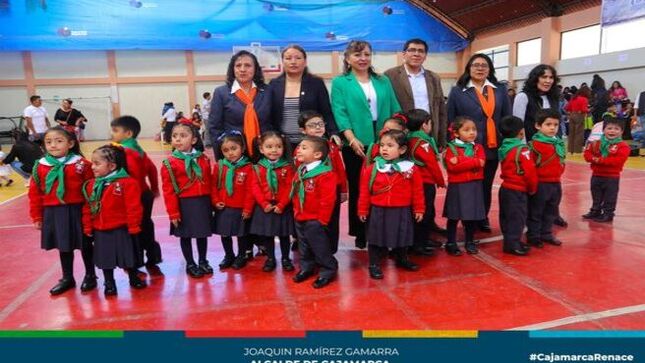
[281,258,295,271]
[80,274,98,292]
[465,241,478,255]
[104,279,117,296]
[232,255,247,270]
[593,213,614,223]
[198,260,214,274]
[368,264,384,279]
[218,255,235,269]
[395,258,419,271]
[128,270,147,289]
[186,264,204,278]
[445,243,462,256]
[582,210,601,219]
[262,258,277,272]
[49,277,76,295]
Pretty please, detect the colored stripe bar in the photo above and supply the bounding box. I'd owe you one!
[185,330,307,338]
[0,331,124,338]
[530,331,645,339]
[363,330,478,338]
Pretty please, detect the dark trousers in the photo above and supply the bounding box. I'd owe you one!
[162,122,175,143]
[327,188,342,253]
[295,221,338,279]
[413,183,436,248]
[590,176,620,216]
[499,187,528,250]
[341,146,366,240]
[137,190,162,267]
[527,182,562,242]
[483,158,499,220]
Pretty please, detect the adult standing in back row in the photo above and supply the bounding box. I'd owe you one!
[23,95,51,144]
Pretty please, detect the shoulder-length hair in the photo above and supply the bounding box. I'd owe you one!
[456,53,498,88]
[281,44,310,77]
[522,64,560,101]
[226,50,265,88]
[343,40,378,77]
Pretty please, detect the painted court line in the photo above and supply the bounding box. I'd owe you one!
[510,303,645,330]
[0,263,58,324]
[0,192,27,206]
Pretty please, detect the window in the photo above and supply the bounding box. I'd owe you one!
[477,45,509,81]
[561,25,601,59]
[516,38,541,66]
[601,17,645,53]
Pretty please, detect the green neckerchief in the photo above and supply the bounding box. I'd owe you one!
[369,156,403,192]
[119,138,144,157]
[42,153,76,203]
[600,135,623,158]
[217,156,250,196]
[82,168,130,215]
[408,130,439,155]
[290,161,333,209]
[450,140,474,157]
[257,157,289,195]
[172,149,203,181]
[498,137,524,161]
[532,132,566,164]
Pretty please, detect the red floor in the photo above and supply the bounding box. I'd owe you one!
[1,153,645,331]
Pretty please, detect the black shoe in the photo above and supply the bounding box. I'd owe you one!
[232,255,247,270]
[429,222,447,235]
[198,260,214,274]
[553,216,568,227]
[104,280,117,296]
[281,258,295,271]
[426,239,443,248]
[368,264,384,279]
[292,270,314,283]
[582,210,601,219]
[255,247,267,257]
[186,264,204,278]
[479,219,492,232]
[6,179,13,187]
[528,239,544,248]
[312,276,333,289]
[593,214,614,223]
[262,258,277,272]
[411,246,436,256]
[355,236,367,249]
[395,259,419,271]
[519,242,531,251]
[465,241,478,255]
[291,240,299,251]
[503,246,529,256]
[49,278,76,295]
[244,250,254,261]
[129,274,147,289]
[80,274,98,292]
[445,243,463,256]
[543,237,562,246]
[218,255,235,269]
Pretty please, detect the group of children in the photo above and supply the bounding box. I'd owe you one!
[28,106,630,297]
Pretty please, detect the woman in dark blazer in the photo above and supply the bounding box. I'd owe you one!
[447,53,511,232]
[268,45,338,150]
[208,50,272,151]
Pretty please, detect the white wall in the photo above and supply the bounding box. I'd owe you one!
[0,52,25,80]
[32,51,108,79]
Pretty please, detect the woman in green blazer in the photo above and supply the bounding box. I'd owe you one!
[331,40,401,248]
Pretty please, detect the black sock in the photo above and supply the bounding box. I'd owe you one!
[464,221,476,242]
[368,244,385,265]
[446,219,458,245]
[265,236,276,259]
[279,236,290,260]
[237,237,249,258]
[103,269,114,282]
[59,251,74,279]
[81,245,95,277]
[180,238,196,265]
[393,247,407,261]
[221,236,234,258]
[196,238,207,263]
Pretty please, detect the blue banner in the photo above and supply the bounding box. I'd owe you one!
[601,0,645,25]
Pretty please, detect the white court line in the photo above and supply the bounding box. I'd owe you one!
[0,192,27,206]
[510,303,645,330]
[0,263,58,323]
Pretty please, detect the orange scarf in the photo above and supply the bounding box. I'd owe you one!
[474,85,497,148]
[234,87,260,156]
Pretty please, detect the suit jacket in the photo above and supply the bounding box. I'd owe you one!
[268,73,337,136]
[331,72,401,145]
[384,65,448,146]
[446,83,512,160]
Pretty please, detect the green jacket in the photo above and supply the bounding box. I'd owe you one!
[331,72,401,145]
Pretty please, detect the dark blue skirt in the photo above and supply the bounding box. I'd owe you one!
[94,226,136,269]
[367,206,414,248]
[249,205,295,237]
[443,180,486,221]
[213,207,248,237]
[41,204,84,252]
[170,196,213,238]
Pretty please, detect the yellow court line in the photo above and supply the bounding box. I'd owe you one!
[362,330,478,338]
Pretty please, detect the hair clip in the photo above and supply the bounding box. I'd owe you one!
[392,112,408,124]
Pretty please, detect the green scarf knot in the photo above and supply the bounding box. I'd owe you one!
[498,137,525,161]
[172,149,203,181]
[290,161,333,209]
[258,158,289,195]
[532,132,566,164]
[450,140,474,157]
[369,156,403,192]
[83,168,130,215]
[42,153,77,203]
[600,135,622,158]
[217,156,250,196]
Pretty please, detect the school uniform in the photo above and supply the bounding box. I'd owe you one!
[250,160,295,237]
[211,158,255,237]
[498,141,538,251]
[527,135,566,244]
[82,175,142,270]
[442,141,486,221]
[583,138,630,218]
[292,161,338,279]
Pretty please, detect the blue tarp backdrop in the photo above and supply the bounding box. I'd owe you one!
[0,0,468,52]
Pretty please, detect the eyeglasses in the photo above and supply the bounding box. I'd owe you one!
[470,63,489,69]
[405,48,426,54]
[305,121,325,129]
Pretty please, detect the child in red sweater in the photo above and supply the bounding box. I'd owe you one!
[498,116,538,256]
[365,114,408,165]
[291,136,338,289]
[250,131,295,272]
[82,145,145,296]
[527,109,566,248]
[161,123,213,278]
[29,127,96,295]
[443,117,486,256]
[212,131,255,270]
[358,130,424,279]
[582,117,630,223]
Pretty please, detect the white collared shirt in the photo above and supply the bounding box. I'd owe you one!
[230,80,257,94]
[304,160,322,172]
[404,64,430,113]
[463,79,497,93]
[454,138,475,146]
[376,159,414,173]
[181,148,197,156]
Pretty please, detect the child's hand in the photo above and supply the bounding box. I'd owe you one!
[414,213,424,222]
[171,219,180,228]
[479,159,486,167]
[359,215,367,222]
[34,221,42,230]
[592,157,600,163]
[450,157,458,165]
[273,206,283,214]
[263,205,274,213]
[340,193,349,203]
[241,212,251,220]
[215,202,225,210]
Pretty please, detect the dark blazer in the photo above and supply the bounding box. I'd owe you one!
[446,83,512,160]
[384,65,448,146]
[207,84,272,145]
[268,73,337,136]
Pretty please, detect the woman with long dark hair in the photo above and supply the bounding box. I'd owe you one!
[513,64,561,141]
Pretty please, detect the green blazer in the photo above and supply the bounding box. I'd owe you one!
[331,72,401,145]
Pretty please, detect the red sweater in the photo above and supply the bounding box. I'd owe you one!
[292,168,337,225]
[357,163,425,216]
[529,141,565,183]
[583,140,630,178]
[564,96,589,113]
[408,137,445,187]
[160,154,213,220]
[251,163,295,211]
[211,162,254,214]
[294,141,348,192]
[123,147,159,194]
[29,156,94,223]
[500,146,538,194]
[82,176,143,234]
[444,143,485,184]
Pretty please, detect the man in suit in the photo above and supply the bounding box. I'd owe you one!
[385,39,448,147]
